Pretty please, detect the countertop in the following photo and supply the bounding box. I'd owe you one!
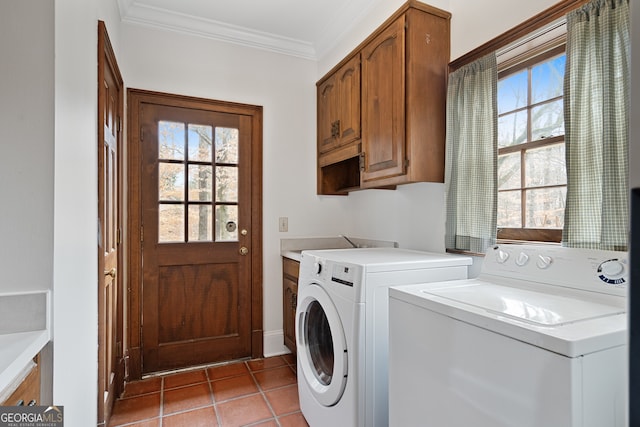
[280,237,398,262]
[0,330,49,395]
[0,291,50,396]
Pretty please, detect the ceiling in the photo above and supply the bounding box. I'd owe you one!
[116,0,381,60]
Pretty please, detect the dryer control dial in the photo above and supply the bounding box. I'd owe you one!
[313,261,323,275]
[597,259,626,285]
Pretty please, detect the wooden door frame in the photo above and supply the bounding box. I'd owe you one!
[126,89,264,380]
[97,20,124,426]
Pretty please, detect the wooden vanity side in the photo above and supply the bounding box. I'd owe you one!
[0,354,40,406]
[282,257,300,353]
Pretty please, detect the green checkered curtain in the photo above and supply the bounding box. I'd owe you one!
[563,0,630,251]
[445,53,498,253]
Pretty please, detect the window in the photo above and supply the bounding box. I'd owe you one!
[497,46,566,242]
[158,121,240,243]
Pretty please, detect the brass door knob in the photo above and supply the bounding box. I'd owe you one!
[239,247,249,255]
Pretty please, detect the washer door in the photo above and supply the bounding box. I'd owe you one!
[296,283,348,407]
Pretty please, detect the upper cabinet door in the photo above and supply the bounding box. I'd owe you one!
[317,73,339,153]
[317,55,361,154]
[361,16,406,184]
[336,55,361,147]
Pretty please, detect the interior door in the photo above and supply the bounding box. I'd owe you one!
[139,100,254,373]
[97,21,123,426]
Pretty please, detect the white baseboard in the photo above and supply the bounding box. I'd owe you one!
[263,329,292,358]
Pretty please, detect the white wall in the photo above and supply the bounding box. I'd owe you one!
[0,1,54,294]
[53,0,121,425]
[449,0,558,60]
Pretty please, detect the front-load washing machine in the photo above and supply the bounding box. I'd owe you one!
[295,248,472,426]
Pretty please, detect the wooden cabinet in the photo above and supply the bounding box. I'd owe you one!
[282,257,300,353]
[317,55,361,155]
[1,355,40,407]
[317,1,451,194]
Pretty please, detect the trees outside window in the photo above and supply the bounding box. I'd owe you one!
[497,48,566,242]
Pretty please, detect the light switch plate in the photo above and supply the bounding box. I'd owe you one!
[279,217,288,232]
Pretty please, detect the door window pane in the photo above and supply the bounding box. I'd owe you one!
[525,144,566,187]
[498,190,522,228]
[215,127,239,164]
[188,205,212,241]
[188,165,212,201]
[159,163,184,201]
[525,187,566,228]
[215,205,238,241]
[188,124,213,162]
[159,121,185,160]
[216,167,238,203]
[159,204,184,242]
[498,153,521,190]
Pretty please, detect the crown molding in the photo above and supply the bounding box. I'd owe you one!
[120,2,317,60]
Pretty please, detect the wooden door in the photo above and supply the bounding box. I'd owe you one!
[132,93,261,374]
[97,21,123,426]
[361,16,406,184]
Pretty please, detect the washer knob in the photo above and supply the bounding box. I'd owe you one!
[515,252,529,266]
[600,260,624,276]
[496,250,510,264]
[536,255,553,269]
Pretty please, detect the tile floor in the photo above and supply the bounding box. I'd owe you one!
[108,354,309,427]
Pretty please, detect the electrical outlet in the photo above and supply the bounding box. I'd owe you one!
[279,217,288,232]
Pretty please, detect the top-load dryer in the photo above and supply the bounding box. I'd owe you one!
[295,247,472,427]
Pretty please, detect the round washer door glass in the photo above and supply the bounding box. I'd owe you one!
[306,300,334,384]
[297,283,348,407]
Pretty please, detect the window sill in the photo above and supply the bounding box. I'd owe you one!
[445,248,486,257]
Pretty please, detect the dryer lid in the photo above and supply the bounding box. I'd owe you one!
[423,281,624,327]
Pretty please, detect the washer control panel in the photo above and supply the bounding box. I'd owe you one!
[485,244,628,296]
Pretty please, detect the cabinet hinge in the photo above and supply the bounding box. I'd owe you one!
[140,128,144,141]
[117,116,122,132]
[117,228,122,245]
[140,225,144,242]
[360,152,366,172]
[116,341,122,358]
[405,158,410,168]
